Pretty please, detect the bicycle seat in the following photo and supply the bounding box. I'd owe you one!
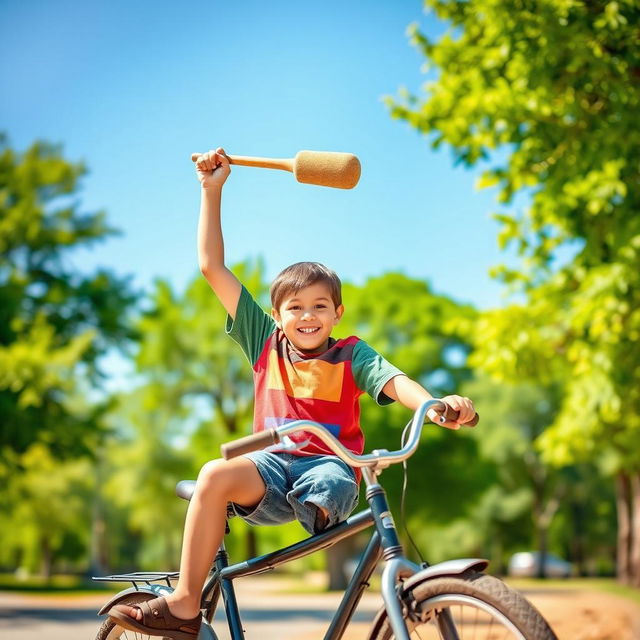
[176,480,196,501]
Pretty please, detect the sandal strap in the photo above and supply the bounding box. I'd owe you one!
[139,598,169,627]
[137,596,200,633]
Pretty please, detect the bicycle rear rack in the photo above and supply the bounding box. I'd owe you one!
[92,571,180,590]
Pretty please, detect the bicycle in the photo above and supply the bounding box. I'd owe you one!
[93,399,558,640]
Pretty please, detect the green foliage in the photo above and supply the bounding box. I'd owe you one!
[384,1,635,575]
[0,135,136,575]
[0,135,137,459]
[135,261,268,455]
[99,261,269,567]
[341,273,476,394]
[0,444,94,576]
[103,386,192,569]
[391,1,640,472]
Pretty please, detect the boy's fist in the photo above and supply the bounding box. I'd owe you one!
[429,395,477,430]
[194,148,231,189]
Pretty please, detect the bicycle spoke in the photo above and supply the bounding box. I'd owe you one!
[491,616,500,640]
[412,622,427,640]
[113,627,152,640]
[472,604,478,640]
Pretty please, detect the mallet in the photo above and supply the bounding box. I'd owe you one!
[191,150,361,189]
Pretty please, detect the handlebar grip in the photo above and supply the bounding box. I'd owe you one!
[439,404,480,427]
[221,429,281,460]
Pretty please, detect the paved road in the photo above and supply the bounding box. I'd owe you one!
[0,583,381,640]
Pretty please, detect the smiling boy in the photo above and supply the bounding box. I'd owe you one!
[109,148,476,639]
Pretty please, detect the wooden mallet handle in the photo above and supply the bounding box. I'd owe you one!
[191,152,293,172]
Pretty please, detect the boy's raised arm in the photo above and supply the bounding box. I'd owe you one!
[195,147,242,319]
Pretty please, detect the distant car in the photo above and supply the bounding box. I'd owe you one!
[508,551,572,578]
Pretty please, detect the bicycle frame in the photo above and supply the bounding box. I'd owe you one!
[96,402,488,640]
[200,466,422,640]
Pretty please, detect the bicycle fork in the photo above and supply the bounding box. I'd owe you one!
[365,467,464,640]
[363,468,421,640]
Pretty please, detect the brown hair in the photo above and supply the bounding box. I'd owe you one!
[270,262,342,310]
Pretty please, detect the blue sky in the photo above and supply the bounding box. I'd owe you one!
[1,0,512,310]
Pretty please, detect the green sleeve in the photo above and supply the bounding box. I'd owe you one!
[352,340,404,406]
[225,286,276,366]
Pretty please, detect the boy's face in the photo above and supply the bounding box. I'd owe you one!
[272,282,344,354]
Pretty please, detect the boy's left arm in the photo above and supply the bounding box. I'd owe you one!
[382,375,476,430]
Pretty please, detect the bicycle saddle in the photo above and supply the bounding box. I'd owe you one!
[176,480,196,501]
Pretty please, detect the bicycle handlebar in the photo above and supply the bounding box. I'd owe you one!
[220,429,281,459]
[221,399,479,468]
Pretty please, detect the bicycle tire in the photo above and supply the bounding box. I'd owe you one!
[94,591,156,640]
[368,571,558,640]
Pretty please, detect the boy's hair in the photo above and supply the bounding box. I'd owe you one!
[270,262,342,310]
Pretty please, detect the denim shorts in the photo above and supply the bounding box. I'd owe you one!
[231,452,360,535]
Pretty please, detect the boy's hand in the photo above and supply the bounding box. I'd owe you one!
[195,147,231,189]
[428,395,476,430]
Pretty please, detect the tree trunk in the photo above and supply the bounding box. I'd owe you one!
[616,472,632,584]
[489,530,505,576]
[533,492,559,579]
[165,530,176,571]
[40,536,53,581]
[88,485,108,576]
[89,511,108,576]
[535,524,548,579]
[325,539,354,591]
[629,471,640,588]
[88,446,109,576]
[246,528,258,560]
[570,501,587,576]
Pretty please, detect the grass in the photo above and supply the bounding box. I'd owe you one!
[2,571,638,606]
[0,572,121,596]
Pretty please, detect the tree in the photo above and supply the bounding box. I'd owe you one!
[115,262,267,565]
[103,386,193,570]
[0,444,94,578]
[0,135,136,458]
[339,274,491,569]
[390,0,640,584]
[0,135,136,575]
[461,376,600,576]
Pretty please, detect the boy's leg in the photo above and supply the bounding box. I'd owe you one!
[116,456,266,622]
[287,456,359,534]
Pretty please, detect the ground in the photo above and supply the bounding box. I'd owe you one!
[519,587,640,640]
[0,574,638,639]
[252,574,640,640]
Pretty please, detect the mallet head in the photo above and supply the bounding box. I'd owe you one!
[293,151,361,189]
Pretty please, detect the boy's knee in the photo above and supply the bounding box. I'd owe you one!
[196,459,234,495]
[196,457,264,505]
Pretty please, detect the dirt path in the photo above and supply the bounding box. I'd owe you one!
[321,586,640,640]
[243,576,640,640]
[1,577,638,640]
[514,586,640,640]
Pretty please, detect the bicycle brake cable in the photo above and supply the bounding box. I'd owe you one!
[400,419,426,564]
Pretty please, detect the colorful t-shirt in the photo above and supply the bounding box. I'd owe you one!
[226,286,403,459]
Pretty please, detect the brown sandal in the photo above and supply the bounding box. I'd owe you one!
[109,595,201,639]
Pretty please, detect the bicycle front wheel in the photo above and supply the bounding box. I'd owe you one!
[368,572,557,640]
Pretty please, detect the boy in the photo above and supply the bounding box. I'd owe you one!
[110,148,476,639]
